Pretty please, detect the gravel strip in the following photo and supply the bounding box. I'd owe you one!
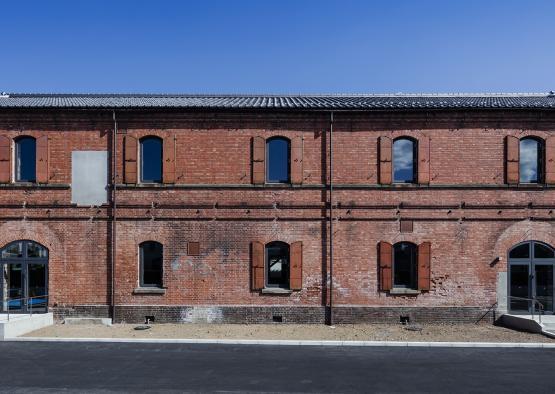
[24,323,553,342]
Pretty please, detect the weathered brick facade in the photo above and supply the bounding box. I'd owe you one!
[1,101,554,324]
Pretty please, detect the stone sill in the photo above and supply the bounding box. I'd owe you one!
[389,288,421,295]
[261,288,293,295]
[133,287,166,295]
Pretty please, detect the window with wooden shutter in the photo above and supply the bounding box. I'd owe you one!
[163,135,176,184]
[290,136,303,184]
[36,135,49,184]
[0,135,10,183]
[544,136,555,184]
[124,135,138,184]
[378,241,393,291]
[506,135,519,184]
[252,136,265,184]
[417,242,431,291]
[251,241,265,290]
[289,241,302,290]
[379,136,392,184]
[418,136,430,185]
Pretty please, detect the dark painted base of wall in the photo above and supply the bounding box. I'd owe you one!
[51,305,496,324]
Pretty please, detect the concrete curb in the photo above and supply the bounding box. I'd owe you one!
[6,337,555,348]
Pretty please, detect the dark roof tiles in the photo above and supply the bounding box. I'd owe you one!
[0,93,554,110]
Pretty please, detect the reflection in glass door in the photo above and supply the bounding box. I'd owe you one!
[535,265,554,313]
[510,264,530,312]
[2,263,23,311]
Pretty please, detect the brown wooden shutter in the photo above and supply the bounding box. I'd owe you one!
[252,136,265,184]
[251,241,265,290]
[379,136,392,184]
[545,136,555,184]
[0,136,10,183]
[378,241,393,291]
[124,135,138,184]
[417,242,431,291]
[36,135,49,183]
[290,136,303,185]
[163,135,176,184]
[418,136,430,185]
[506,135,519,184]
[289,241,303,290]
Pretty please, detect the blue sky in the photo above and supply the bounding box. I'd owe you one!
[2,0,554,94]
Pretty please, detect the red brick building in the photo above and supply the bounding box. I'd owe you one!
[1,93,554,324]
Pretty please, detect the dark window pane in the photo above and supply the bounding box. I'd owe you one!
[3,263,23,310]
[393,138,415,183]
[1,242,23,258]
[266,138,290,183]
[16,137,36,182]
[140,242,163,287]
[509,243,530,259]
[141,137,162,183]
[27,242,48,258]
[266,242,289,287]
[28,263,47,308]
[534,243,554,259]
[393,242,417,288]
[519,138,540,183]
[510,264,530,311]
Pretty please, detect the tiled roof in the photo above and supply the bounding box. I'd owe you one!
[1,93,555,110]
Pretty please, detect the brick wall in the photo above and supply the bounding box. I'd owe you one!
[0,108,554,323]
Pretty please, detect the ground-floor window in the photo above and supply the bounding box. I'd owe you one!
[266,241,290,288]
[393,242,417,289]
[139,241,163,288]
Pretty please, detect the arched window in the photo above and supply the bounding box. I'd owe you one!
[139,241,163,288]
[393,137,417,183]
[266,137,290,183]
[266,241,290,288]
[140,136,163,183]
[15,136,36,182]
[519,137,543,183]
[393,242,417,288]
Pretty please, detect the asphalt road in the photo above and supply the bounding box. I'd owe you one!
[0,342,554,393]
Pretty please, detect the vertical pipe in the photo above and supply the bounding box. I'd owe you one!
[111,110,117,322]
[328,111,334,326]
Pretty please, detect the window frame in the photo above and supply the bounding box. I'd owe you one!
[138,241,164,288]
[519,136,545,184]
[265,241,290,289]
[14,136,37,183]
[139,136,163,184]
[392,241,418,289]
[392,137,418,184]
[265,136,291,184]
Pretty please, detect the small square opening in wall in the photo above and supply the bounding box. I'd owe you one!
[400,220,414,233]
[400,315,410,325]
[144,315,155,324]
[187,242,200,256]
[272,315,283,323]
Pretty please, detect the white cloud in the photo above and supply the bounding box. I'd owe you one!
[520,139,538,182]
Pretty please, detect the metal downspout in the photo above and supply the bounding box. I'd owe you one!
[329,111,334,326]
[111,110,118,322]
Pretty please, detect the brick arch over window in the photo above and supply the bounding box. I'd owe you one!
[493,220,555,267]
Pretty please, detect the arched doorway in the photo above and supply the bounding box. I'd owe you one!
[508,241,554,314]
[0,240,48,313]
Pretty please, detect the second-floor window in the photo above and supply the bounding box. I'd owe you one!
[266,137,290,183]
[393,137,416,183]
[519,137,543,184]
[15,136,36,182]
[140,136,162,183]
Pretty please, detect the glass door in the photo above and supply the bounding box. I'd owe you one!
[1,263,24,312]
[534,264,554,314]
[509,264,530,312]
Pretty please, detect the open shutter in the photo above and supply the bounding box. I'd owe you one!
[36,135,49,183]
[545,136,555,184]
[506,135,519,184]
[124,135,138,184]
[163,135,176,184]
[252,136,265,184]
[291,136,303,184]
[418,136,430,185]
[289,241,303,290]
[379,136,392,184]
[417,242,431,291]
[378,241,393,291]
[251,241,265,290]
[0,136,10,183]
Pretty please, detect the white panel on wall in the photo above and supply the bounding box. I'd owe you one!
[71,151,108,206]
